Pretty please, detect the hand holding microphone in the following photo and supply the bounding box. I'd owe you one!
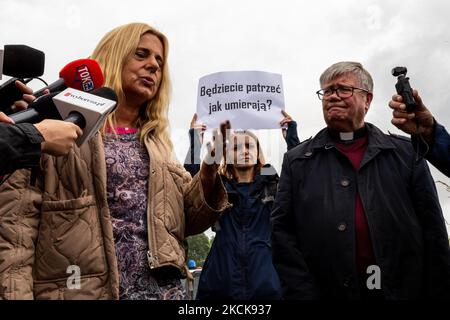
[11,80,49,112]
[34,119,83,156]
[0,85,116,175]
[3,58,104,113]
[9,86,117,146]
[0,56,113,175]
[1,108,82,157]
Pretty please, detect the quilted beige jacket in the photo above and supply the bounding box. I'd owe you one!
[0,132,227,299]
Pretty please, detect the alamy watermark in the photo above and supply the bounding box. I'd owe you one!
[366,265,381,290]
[67,265,81,290]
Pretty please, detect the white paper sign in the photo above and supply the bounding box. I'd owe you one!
[196,71,285,130]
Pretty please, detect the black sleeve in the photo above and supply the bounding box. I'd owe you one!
[183,128,202,177]
[411,156,450,299]
[284,121,301,151]
[0,123,43,175]
[271,153,320,299]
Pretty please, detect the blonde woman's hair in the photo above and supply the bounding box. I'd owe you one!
[220,130,265,180]
[91,22,173,152]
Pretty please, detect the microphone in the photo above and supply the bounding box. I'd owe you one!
[32,58,104,98]
[10,87,117,146]
[0,58,104,114]
[0,44,45,112]
[53,87,117,145]
[0,44,45,79]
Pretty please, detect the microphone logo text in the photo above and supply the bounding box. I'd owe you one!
[77,65,94,92]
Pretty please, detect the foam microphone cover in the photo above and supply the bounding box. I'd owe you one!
[91,87,118,102]
[59,58,104,92]
[3,45,45,78]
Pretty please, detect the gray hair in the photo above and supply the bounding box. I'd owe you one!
[319,61,374,92]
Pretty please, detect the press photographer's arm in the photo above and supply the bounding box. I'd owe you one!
[0,113,82,176]
[0,80,82,176]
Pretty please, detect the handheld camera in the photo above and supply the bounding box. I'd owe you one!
[391,66,418,112]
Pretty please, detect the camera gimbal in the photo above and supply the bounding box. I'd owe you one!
[391,66,418,112]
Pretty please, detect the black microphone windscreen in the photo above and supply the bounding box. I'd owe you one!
[3,45,45,78]
[91,87,118,102]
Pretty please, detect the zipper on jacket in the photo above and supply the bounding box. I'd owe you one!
[145,140,158,269]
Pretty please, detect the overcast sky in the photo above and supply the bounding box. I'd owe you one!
[1,0,449,231]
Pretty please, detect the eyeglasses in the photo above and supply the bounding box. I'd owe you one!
[316,86,369,100]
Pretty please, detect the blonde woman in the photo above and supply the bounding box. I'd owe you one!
[0,23,227,300]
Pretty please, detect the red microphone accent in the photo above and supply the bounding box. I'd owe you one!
[59,59,104,92]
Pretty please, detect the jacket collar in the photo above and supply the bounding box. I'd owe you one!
[299,123,397,169]
[222,164,279,196]
[307,123,396,151]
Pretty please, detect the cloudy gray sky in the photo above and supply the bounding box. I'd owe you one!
[1,0,449,231]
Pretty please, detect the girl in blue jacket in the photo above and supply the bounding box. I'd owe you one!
[193,116,299,300]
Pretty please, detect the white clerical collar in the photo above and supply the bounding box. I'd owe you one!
[339,132,354,141]
[328,125,367,142]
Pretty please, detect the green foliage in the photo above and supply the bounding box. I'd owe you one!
[186,232,211,267]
